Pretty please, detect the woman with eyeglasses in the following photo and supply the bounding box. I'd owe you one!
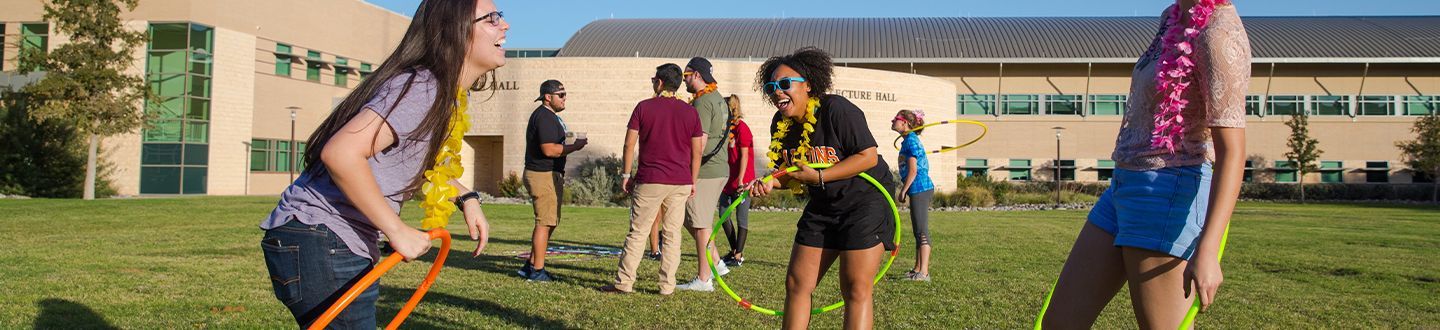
[258,1,508,328]
[749,47,896,330]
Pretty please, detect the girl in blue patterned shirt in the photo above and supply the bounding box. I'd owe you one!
[892,109,934,281]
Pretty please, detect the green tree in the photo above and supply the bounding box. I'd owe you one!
[1396,112,1440,203]
[16,0,147,200]
[1284,110,1322,203]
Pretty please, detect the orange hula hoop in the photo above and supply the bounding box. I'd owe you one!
[307,229,451,330]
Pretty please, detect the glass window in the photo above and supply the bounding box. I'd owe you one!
[1274,161,1297,183]
[19,23,50,70]
[1097,160,1116,182]
[1320,161,1343,183]
[141,144,183,165]
[139,167,182,194]
[306,51,322,82]
[275,43,292,76]
[962,158,988,178]
[1404,96,1437,116]
[182,167,207,194]
[1365,161,1390,183]
[1008,159,1032,181]
[275,141,291,172]
[1311,96,1350,116]
[144,119,183,142]
[1054,159,1076,181]
[1243,160,1255,183]
[1358,96,1394,116]
[1090,95,1126,116]
[250,139,270,171]
[1267,96,1303,116]
[148,23,187,50]
[360,63,373,79]
[334,57,349,87]
[957,95,994,116]
[1245,95,1262,116]
[1002,95,1039,115]
[1047,95,1082,115]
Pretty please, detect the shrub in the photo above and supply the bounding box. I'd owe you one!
[567,155,626,206]
[933,186,996,208]
[498,171,527,199]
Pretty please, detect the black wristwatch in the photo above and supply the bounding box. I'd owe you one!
[454,191,482,209]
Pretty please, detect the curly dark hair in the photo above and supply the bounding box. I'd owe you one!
[754,47,834,98]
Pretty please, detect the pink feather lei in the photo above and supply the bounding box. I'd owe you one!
[1151,0,1222,153]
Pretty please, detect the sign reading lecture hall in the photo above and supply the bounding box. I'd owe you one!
[834,89,897,102]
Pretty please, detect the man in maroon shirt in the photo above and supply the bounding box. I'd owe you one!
[599,63,704,295]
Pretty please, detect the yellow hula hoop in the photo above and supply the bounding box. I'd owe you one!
[892,120,989,154]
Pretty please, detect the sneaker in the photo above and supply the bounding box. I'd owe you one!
[596,285,631,294]
[906,272,931,282]
[646,251,661,261]
[724,255,744,267]
[714,262,730,277]
[517,262,535,278]
[675,277,714,292]
[528,268,558,282]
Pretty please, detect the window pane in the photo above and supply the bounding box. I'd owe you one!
[186,98,209,120]
[150,74,186,97]
[251,139,269,149]
[1275,170,1297,183]
[189,53,212,76]
[182,167,207,194]
[965,158,987,167]
[965,169,988,178]
[1003,95,1038,115]
[140,166,182,194]
[1009,170,1031,181]
[957,95,994,115]
[147,96,184,119]
[251,149,269,171]
[276,43,291,53]
[189,24,213,52]
[1245,96,1262,116]
[1321,171,1342,183]
[1359,96,1393,116]
[147,50,187,74]
[1099,169,1114,181]
[1048,95,1081,115]
[1097,160,1116,168]
[184,121,208,143]
[144,119,183,142]
[1010,159,1031,168]
[183,144,208,165]
[141,143,183,165]
[148,23,187,50]
[1311,96,1349,116]
[275,141,291,172]
[188,76,211,98]
[1090,95,1125,116]
[1267,96,1302,116]
[1405,96,1436,116]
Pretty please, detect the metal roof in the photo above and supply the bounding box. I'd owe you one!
[557,16,1440,63]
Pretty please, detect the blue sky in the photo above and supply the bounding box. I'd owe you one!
[365,0,1439,49]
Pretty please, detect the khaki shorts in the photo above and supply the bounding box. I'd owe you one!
[524,170,564,227]
[685,177,728,229]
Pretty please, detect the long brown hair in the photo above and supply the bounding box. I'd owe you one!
[301,0,497,194]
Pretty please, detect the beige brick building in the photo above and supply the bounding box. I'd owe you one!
[4,4,1437,196]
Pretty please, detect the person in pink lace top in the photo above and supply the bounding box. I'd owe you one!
[1041,1,1250,328]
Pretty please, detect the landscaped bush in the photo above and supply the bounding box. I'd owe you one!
[498,171,527,199]
[1241,183,1435,202]
[566,155,626,206]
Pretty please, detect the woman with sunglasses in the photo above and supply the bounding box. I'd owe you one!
[749,47,895,330]
[258,1,508,328]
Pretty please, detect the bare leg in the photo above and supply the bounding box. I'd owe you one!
[782,245,840,330]
[839,244,884,330]
[915,244,931,275]
[1122,247,1196,329]
[688,227,719,280]
[530,225,555,269]
[1041,223,1128,330]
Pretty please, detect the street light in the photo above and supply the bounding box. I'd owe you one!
[1052,126,1066,206]
[288,106,301,182]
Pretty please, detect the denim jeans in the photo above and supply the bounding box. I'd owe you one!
[262,219,378,329]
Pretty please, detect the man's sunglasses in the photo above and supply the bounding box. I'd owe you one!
[473,11,505,26]
[762,77,806,94]
[550,92,567,99]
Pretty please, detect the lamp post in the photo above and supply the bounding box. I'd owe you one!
[288,106,301,182]
[1052,126,1066,206]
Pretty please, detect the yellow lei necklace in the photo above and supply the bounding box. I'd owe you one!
[419,88,470,230]
[767,97,821,193]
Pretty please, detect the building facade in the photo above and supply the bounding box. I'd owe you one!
[5,3,1437,196]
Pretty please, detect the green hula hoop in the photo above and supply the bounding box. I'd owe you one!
[706,163,902,316]
[1032,224,1231,329]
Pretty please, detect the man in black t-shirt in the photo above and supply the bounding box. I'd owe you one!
[521,80,587,282]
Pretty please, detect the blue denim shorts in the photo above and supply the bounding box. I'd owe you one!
[1088,163,1212,260]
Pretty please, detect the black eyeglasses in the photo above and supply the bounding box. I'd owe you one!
[552,92,567,99]
[474,11,505,27]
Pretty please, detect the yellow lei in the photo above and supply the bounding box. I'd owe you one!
[418,88,470,229]
[766,97,821,193]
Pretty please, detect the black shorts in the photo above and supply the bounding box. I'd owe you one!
[794,198,897,251]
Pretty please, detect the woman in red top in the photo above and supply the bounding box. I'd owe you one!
[720,95,755,267]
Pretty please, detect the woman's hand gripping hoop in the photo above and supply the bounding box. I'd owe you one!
[309,230,452,330]
[891,120,990,154]
[706,163,902,316]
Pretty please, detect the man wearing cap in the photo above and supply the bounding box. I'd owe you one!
[676,57,732,292]
[521,79,586,282]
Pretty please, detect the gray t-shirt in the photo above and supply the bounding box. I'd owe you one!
[693,92,731,179]
[260,69,443,260]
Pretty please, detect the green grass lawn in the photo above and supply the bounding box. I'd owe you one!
[0,197,1436,329]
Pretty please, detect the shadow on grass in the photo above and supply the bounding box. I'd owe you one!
[33,299,118,330]
[414,246,614,289]
[377,287,572,330]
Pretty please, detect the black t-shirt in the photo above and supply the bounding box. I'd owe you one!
[525,106,568,173]
[770,95,894,213]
